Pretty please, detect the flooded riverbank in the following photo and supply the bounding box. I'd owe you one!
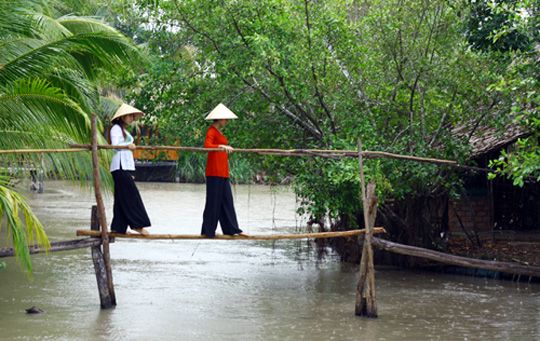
[1,181,539,340]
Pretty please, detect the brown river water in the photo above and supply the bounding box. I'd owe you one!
[0,181,539,340]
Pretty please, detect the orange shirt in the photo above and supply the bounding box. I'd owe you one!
[204,126,229,178]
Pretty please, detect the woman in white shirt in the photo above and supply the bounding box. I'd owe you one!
[108,103,151,234]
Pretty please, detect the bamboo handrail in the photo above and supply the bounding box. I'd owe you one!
[69,144,458,165]
[0,148,88,154]
[0,145,503,172]
[77,227,386,240]
[2,143,512,174]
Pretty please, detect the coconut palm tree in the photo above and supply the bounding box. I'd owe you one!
[0,0,142,273]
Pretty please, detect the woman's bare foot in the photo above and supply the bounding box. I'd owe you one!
[237,232,249,237]
[131,228,149,235]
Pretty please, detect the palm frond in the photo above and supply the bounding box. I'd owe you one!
[98,95,123,122]
[31,11,72,39]
[0,1,41,36]
[0,78,91,141]
[0,174,50,274]
[0,0,138,274]
[0,79,113,199]
[0,17,142,84]
[46,67,99,113]
[0,36,84,84]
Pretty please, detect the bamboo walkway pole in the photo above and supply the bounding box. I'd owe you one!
[90,114,116,307]
[355,140,378,317]
[76,227,386,240]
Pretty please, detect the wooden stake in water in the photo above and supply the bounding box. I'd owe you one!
[355,139,378,317]
[90,205,115,308]
[91,113,116,307]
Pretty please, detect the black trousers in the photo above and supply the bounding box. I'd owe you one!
[201,176,242,237]
[111,169,151,233]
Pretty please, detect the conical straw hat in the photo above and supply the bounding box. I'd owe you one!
[205,103,238,120]
[110,103,144,122]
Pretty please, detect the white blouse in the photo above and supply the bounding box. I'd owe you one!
[110,124,135,171]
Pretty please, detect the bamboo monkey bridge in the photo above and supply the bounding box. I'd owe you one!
[2,114,540,316]
[77,228,386,240]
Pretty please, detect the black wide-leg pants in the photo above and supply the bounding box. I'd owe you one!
[201,176,242,238]
[111,169,151,233]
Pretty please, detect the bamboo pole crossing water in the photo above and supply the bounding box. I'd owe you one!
[0,144,496,173]
[76,227,386,240]
[69,143,458,165]
[0,144,459,165]
[372,237,540,278]
[0,238,105,258]
[0,148,89,154]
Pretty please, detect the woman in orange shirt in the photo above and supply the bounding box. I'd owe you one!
[201,104,245,238]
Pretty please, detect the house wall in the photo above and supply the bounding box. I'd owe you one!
[448,195,493,238]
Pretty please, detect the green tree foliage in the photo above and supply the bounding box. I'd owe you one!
[0,0,141,273]
[466,0,534,52]
[478,0,539,185]
[117,0,493,223]
[109,0,536,233]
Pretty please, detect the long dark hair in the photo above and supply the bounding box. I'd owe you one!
[106,118,127,144]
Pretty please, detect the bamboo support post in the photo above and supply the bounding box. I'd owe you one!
[90,113,116,307]
[90,205,115,308]
[76,227,386,240]
[355,140,378,318]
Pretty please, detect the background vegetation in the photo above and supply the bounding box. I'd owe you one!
[108,0,538,220]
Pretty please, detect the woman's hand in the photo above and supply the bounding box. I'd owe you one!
[218,144,234,153]
[128,143,136,150]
